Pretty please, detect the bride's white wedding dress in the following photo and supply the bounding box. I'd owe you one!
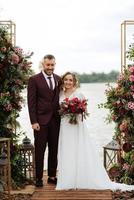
[56,89,134,191]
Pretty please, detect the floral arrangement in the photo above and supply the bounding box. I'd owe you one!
[99,43,134,184]
[108,151,134,184]
[59,97,89,124]
[0,25,34,187]
[0,27,33,127]
[103,65,134,142]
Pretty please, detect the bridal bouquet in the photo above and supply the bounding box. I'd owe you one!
[59,97,89,124]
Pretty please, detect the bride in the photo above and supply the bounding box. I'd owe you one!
[56,72,134,191]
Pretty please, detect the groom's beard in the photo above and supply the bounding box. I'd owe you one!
[44,70,54,76]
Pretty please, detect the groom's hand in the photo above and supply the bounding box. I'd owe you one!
[32,123,40,131]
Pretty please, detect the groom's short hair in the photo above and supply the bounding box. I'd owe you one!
[44,54,55,60]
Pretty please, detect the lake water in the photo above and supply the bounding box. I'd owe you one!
[18,83,115,162]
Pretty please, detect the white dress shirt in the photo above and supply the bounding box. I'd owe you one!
[42,70,55,90]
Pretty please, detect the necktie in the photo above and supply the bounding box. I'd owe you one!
[47,76,53,90]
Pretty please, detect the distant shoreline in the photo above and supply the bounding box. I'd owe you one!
[77,70,119,83]
[80,81,116,83]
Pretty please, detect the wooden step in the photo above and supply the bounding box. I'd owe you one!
[31,173,112,200]
[32,186,112,200]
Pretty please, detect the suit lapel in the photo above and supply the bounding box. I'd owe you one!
[53,74,59,96]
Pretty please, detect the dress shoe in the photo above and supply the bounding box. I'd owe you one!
[47,177,57,185]
[35,179,43,187]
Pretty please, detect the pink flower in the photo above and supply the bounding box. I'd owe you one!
[116,100,121,105]
[129,75,134,82]
[130,85,134,91]
[123,163,130,170]
[128,102,134,110]
[129,66,134,73]
[11,53,20,64]
[119,124,126,132]
[64,98,69,102]
[118,73,125,81]
[4,104,13,111]
[119,120,128,132]
[14,47,23,54]
[15,79,22,85]
[116,85,122,90]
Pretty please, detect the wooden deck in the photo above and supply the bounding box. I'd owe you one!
[32,174,112,200]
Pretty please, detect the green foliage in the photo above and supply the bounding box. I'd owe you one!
[0,25,34,187]
[127,44,134,61]
[11,149,26,187]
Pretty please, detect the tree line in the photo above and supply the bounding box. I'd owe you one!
[75,70,119,83]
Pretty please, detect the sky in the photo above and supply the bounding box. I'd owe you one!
[0,0,134,75]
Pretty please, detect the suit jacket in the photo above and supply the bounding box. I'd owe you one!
[27,72,61,125]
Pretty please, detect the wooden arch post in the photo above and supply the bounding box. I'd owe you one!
[120,20,134,163]
[0,22,15,197]
[0,20,16,46]
[121,20,134,72]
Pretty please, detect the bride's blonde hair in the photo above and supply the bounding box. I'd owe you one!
[61,72,80,90]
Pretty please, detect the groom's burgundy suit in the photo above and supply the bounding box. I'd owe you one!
[27,72,61,181]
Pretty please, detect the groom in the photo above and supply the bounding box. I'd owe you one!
[27,54,61,187]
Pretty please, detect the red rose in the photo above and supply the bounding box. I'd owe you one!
[0,64,4,69]
[109,166,120,177]
[122,142,132,153]
[111,115,117,121]
[1,47,7,52]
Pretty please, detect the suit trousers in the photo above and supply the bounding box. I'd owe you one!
[34,116,60,180]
